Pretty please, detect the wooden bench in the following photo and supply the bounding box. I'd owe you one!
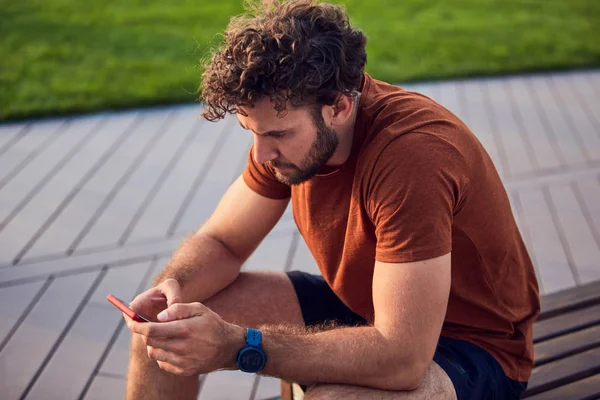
[279,280,600,400]
[522,279,600,399]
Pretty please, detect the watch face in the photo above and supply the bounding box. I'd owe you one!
[239,348,265,372]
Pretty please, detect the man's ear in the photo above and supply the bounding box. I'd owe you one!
[329,94,355,126]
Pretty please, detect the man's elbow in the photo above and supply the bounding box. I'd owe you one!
[390,359,428,391]
[368,355,429,391]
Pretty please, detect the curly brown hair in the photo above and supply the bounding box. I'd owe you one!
[200,0,368,121]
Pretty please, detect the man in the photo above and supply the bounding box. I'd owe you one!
[125,0,540,399]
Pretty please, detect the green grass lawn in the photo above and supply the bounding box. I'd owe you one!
[1,0,599,121]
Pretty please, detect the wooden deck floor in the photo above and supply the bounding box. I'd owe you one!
[1,69,599,399]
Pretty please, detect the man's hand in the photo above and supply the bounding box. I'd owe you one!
[125,302,246,376]
[129,278,183,321]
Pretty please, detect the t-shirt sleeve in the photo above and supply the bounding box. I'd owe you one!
[242,146,291,199]
[366,133,470,263]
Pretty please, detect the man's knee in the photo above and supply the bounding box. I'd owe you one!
[301,362,456,400]
[129,331,151,364]
[302,384,343,400]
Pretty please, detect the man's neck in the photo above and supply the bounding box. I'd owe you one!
[326,94,361,167]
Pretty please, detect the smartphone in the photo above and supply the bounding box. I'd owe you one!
[107,294,153,322]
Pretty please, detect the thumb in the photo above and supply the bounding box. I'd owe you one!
[156,302,207,322]
[158,278,182,307]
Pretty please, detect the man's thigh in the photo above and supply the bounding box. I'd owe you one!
[304,361,456,400]
[202,270,305,327]
[285,272,527,400]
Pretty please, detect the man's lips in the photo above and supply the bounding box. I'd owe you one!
[271,162,296,171]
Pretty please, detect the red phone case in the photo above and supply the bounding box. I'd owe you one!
[106,294,151,322]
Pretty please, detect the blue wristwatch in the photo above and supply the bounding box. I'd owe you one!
[236,328,267,373]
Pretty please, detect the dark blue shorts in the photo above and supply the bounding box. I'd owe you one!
[287,271,528,400]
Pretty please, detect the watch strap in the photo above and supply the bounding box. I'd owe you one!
[246,328,262,347]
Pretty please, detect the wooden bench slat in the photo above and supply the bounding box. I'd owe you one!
[524,347,600,397]
[538,280,600,321]
[534,325,600,366]
[524,373,600,400]
[534,303,600,343]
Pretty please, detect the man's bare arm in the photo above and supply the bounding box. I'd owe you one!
[155,175,289,301]
[252,253,451,391]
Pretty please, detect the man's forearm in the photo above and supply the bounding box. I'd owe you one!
[155,233,243,302]
[256,325,424,391]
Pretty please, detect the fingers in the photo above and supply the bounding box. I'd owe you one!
[157,278,183,307]
[147,346,184,366]
[129,277,182,314]
[156,361,192,376]
[145,337,187,354]
[126,318,191,338]
[149,347,195,376]
[157,302,208,322]
[128,288,164,320]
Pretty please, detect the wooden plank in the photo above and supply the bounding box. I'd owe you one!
[0,120,74,223]
[534,304,600,343]
[525,347,600,397]
[173,120,252,235]
[97,322,131,378]
[0,279,45,349]
[517,187,575,294]
[0,118,104,264]
[525,373,600,400]
[199,370,255,400]
[459,80,506,178]
[15,113,139,262]
[87,260,156,305]
[508,191,541,291]
[582,70,600,101]
[21,111,163,259]
[126,115,226,243]
[68,110,173,254]
[25,306,124,399]
[399,82,420,92]
[526,75,589,167]
[504,166,600,193]
[83,374,127,400]
[289,236,320,275]
[243,234,295,273]
[253,376,282,400]
[118,109,205,245]
[434,80,463,118]
[534,325,600,366]
[0,122,28,157]
[0,115,100,210]
[574,178,600,253]
[92,258,165,378]
[76,111,196,250]
[484,78,535,178]
[549,74,600,163]
[409,83,437,100]
[548,184,600,284]
[0,237,176,286]
[506,77,563,171]
[270,217,297,237]
[538,280,600,321]
[80,258,165,398]
[0,119,64,185]
[0,270,101,400]
[569,73,600,134]
[25,260,156,399]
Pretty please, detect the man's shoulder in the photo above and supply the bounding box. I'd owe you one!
[358,81,467,155]
[355,131,470,188]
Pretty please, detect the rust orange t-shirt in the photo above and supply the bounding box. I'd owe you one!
[242,73,540,382]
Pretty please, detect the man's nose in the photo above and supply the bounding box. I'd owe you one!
[253,137,278,165]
